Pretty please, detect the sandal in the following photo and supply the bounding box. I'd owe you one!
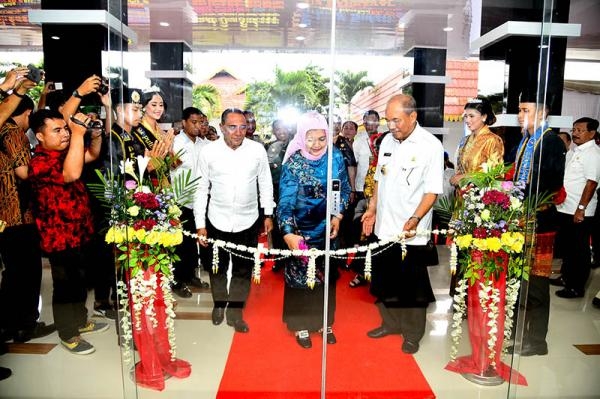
[349,274,367,288]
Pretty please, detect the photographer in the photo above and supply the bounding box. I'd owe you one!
[1,71,56,350]
[61,75,112,137]
[28,109,107,355]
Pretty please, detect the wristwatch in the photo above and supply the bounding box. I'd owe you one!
[72,90,83,99]
[577,204,586,211]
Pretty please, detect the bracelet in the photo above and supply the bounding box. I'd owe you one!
[409,215,421,222]
[12,91,26,99]
[332,214,343,220]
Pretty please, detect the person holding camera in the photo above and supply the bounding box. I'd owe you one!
[28,109,107,355]
[0,71,57,353]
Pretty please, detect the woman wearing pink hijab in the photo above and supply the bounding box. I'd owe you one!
[276,111,351,349]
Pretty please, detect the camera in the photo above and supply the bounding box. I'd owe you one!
[48,82,63,91]
[98,77,110,95]
[25,64,44,84]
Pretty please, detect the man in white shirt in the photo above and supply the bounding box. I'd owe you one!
[555,117,600,298]
[352,110,380,200]
[194,108,275,333]
[170,107,210,298]
[361,94,443,354]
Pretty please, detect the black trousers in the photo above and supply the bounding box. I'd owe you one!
[377,302,427,344]
[48,245,89,341]
[207,219,259,322]
[522,275,550,347]
[558,212,593,292]
[0,224,42,332]
[173,207,198,284]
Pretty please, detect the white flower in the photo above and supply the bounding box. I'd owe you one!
[137,155,150,184]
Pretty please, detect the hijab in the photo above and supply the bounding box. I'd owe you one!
[283,111,329,163]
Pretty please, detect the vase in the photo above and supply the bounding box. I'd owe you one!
[445,251,527,386]
[119,246,191,391]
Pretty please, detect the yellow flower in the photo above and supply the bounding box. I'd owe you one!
[134,228,147,242]
[481,209,491,221]
[144,230,160,245]
[486,237,502,252]
[472,238,487,251]
[455,234,473,249]
[127,205,140,217]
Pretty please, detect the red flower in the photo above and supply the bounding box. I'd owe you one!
[482,190,511,209]
[169,219,180,227]
[133,192,160,210]
[473,227,488,238]
[489,229,502,238]
[133,219,157,231]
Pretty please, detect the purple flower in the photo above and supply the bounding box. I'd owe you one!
[501,181,513,191]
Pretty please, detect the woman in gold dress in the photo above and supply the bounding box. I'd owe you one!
[450,97,504,186]
[449,98,504,295]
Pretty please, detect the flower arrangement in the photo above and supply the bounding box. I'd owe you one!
[103,156,185,278]
[447,162,528,365]
[89,153,198,372]
[449,162,528,285]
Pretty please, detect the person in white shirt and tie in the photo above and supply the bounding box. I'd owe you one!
[194,108,275,333]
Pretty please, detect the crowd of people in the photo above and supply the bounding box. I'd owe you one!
[1,66,599,384]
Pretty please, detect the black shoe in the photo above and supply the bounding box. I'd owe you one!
[326,329,336,345]
[555,287,585,299]
[592,297,600,308]
[402,339,419,354]
[367,326,396,339]
[172,282,193,298]
[507,342,548,356]
[212,307,225,325]
[227,319,249,333]
[13,322,56,343]
[93,302,118,320]
[549,276,565,287]
[0,366,11,381]
[189,277,209,289]
[295,330,311,349]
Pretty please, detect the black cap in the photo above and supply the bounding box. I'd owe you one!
[111,85,142,108]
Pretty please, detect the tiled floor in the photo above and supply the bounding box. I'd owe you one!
[1,246,599,399]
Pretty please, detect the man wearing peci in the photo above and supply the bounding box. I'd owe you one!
[361,94,443,354]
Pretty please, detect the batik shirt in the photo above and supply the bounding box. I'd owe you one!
[0,119,33,227]
[29,147,94,253]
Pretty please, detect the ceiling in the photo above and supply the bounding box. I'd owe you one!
[0,0,598,60]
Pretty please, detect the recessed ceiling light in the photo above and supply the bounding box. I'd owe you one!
[297,2,309,9]
[443,26,453,32]
[51,35,60,40]
[159,21,170,27]
[295,36,306,41]
[298,23,307,28]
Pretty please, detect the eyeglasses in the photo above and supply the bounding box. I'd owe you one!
[365,120,379,125]
[224,124,248,133]
[199,121,209,126]
[570,128,588,133]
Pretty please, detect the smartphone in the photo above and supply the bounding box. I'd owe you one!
[54,82,63,90]
[331,179,341,215]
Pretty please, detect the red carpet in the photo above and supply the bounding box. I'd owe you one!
[217,269,435,399]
